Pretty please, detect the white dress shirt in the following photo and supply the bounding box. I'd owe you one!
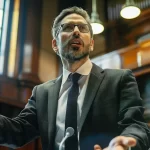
[55,59,93,150]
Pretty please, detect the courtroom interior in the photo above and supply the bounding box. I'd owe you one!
[0,0,150,149]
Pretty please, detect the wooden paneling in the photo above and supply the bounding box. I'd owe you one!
[92,39,150,76]
[0,146,9,150]
[104,8,150,53]
[0,0,42,149]
[107,0,150,21]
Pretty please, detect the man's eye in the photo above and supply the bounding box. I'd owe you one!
[63,25,73,31]
[79,25,85,30]
[79,25,88,31]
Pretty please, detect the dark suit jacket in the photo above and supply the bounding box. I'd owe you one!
[0,63,150,150]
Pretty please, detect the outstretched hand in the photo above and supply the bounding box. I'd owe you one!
[94,136,136,150]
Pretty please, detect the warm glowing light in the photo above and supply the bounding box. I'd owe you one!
[120,6,141,19]
[91,0,104,34]
[8,0,20,77]
[91,23,104,34]
[137,51,142,67]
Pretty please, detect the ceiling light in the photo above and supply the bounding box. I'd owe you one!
[91,0,104,34]
[120,0,141,19]
[91,22,104,34]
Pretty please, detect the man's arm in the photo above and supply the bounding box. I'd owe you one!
[93,70,150,150]
[118,70,150,150]
[0,86,39,148]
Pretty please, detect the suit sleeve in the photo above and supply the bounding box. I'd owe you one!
[0,86,39,148]
[118,69,150,150]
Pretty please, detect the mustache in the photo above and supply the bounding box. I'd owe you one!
[69,38,83,45]
[64,36,84,46]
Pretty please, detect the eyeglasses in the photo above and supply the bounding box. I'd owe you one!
[56,23,90,37]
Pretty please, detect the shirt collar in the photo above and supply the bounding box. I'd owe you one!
[62,59,93,85]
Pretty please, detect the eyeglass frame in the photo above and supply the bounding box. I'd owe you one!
[55,23,90,37]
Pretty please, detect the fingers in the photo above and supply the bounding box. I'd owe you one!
[112,145,128,150]
[122,137,136,147]
[94,144,102,150]
[94,145,109,150]
[109,136,137,148]
[94,136,136,150]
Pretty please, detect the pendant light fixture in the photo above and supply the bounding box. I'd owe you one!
[91,0,104,34]
[120,0,141,19]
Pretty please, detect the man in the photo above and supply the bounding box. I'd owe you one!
[0,6,150,150]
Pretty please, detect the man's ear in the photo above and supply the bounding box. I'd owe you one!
[52,39,58,54]
[90,39,94,52]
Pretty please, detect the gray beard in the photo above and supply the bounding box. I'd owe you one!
[58,38,91,62]
[61,45,90,62]
[62,50,89,62]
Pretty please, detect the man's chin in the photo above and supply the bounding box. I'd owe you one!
[71,46,80,51]
[64,53,89,62]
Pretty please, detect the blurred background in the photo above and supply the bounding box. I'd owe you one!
[0,0,150,149]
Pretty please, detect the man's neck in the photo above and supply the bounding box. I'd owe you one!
[62,57,89,73]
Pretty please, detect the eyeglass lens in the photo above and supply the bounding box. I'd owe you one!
[62,24,89,33]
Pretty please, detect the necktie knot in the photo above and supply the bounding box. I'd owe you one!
[70,73,81,84]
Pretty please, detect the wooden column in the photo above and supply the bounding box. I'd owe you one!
[16,0,42,83]
[16,0,42,103]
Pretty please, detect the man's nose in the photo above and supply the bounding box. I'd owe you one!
[74,26,80,32]
[73,26,80,36]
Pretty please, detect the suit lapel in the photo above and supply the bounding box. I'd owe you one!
[48,75,62,147]
[79,64,105,132]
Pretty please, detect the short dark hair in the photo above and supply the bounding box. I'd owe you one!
[52,6,93,38]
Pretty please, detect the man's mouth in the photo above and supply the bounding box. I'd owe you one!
[71,41,81,45]
[69,39,83,46]
[71,43,81,47]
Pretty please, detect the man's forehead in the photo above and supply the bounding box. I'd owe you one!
[61,13,87,24]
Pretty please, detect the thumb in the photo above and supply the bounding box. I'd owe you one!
[94,144,102,150]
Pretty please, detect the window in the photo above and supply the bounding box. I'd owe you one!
[0,0,4,38]
[0,0,10,74]
[0,0,5,74]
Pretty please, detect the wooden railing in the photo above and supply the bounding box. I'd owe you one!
[92,39,150,76]
[0,0,42,150]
